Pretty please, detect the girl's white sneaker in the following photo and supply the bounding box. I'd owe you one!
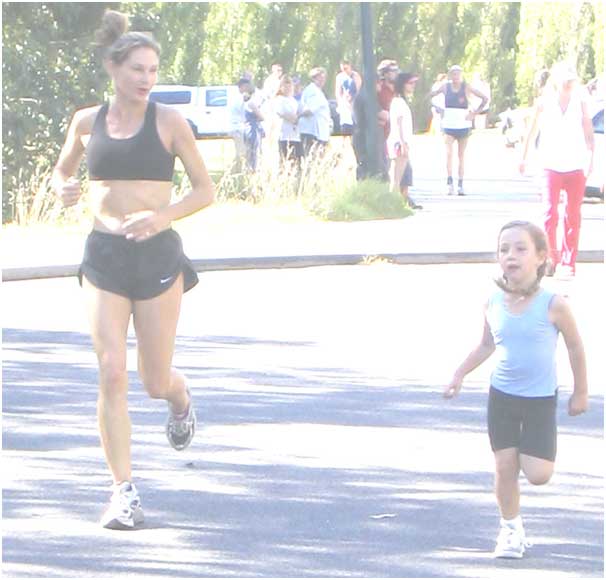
[493,519,530,559]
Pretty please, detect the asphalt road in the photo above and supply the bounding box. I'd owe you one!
[2,263,604,578]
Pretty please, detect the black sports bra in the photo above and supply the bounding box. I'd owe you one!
[87,102,175,181]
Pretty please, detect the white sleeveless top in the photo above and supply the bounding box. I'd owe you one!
[538,90,589,172]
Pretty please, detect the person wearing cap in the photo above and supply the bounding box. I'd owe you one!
[386,71,422,209]
[298,66,331,157]
[351,58,399,180]
[520,62,594,279]
[429,64,488,195]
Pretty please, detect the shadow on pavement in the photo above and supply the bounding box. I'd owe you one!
[3,327,603,578]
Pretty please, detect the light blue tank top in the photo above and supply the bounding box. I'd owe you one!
[486,288,559,397]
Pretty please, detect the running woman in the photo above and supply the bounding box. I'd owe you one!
[52,10,215,529]
[444,220,588,558]
[429,65,488,195]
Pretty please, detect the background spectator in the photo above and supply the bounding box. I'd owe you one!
[335,60,362,136]
[274,75,303,166]
[298,66,331,158]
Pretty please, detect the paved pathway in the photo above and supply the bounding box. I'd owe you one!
[2,130,604,577]
[2,263,604,578]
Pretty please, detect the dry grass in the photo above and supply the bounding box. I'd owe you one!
[7,166,92,228]
[4,137,408,232]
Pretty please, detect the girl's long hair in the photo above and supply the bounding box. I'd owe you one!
[495,220,548,296]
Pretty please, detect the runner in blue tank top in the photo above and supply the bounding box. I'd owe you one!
[444,221,588,559]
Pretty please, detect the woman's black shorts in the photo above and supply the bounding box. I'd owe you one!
[79,229,198,300]
[487,386,558,462]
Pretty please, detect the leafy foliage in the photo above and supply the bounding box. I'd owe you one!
[320,178,413,222]
[2,2,113,221]
[3,1,603,222]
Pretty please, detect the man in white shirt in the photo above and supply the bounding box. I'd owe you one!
[298,67,331,157]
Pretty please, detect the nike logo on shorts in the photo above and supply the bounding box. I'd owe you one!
[160,276,174,284]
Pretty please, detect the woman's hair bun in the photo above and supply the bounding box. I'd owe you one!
[94,10,129,48]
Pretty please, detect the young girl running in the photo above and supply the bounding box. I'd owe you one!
[444,220,588,558]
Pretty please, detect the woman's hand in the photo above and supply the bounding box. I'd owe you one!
[56,177,82,207]
[122,209,171,242]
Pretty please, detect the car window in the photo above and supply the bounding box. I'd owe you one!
[150,91,192,105]
[592,109,604,134]
[206,89,228,107]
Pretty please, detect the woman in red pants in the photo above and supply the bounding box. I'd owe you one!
[520,62,594,278]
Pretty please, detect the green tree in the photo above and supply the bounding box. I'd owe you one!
[516,1,600,106]
[2,2,113,221]
[461,3,520,113]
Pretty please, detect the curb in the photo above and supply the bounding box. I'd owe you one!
[2,250,604,282]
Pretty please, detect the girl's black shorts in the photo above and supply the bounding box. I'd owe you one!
[487,386,558,462]
[79,229,198,301]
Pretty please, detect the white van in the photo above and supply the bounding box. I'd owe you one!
[149,84,240,138]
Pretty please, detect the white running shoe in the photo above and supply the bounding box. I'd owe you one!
[447,182,455,195]
[166,388,196,451]
[493,519,529,559]
[100,481,144,530]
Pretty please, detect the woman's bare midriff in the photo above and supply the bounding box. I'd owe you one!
[88,179,173,234]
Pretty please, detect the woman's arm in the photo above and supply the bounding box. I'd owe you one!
[444,314,495,398]
[580,99,595,177]
[276,98,298,124]
[550,295,589,415]
[519,100,543,173]
[51,108,91,206]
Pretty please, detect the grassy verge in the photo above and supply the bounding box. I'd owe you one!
[3,138,415,233]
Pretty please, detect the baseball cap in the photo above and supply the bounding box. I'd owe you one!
[377,59,398,74]
[552,62,578,83]
[449,64,463,73]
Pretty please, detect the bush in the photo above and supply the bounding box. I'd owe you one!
[317,178,414,221]
[213,146,414,223]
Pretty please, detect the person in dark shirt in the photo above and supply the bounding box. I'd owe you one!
[353,59,399,181]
